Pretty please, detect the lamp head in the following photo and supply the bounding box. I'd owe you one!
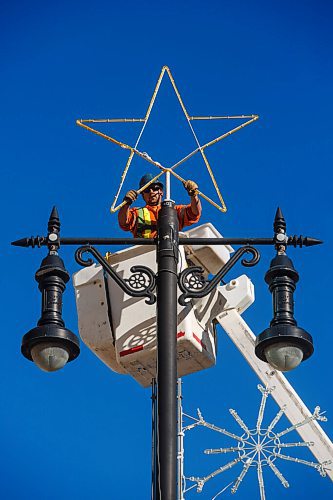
[22,324,80,372]
[255,324,314,372]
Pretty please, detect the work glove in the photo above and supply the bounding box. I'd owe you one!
[183,180,199,196]
[123,189,138,204]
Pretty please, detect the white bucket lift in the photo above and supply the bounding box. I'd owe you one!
[73,224,253,387]
[182,222,233,274]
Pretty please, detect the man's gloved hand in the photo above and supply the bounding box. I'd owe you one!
[183,180,199,196]
[123,189,138,204]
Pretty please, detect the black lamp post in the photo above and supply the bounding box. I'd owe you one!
[156,200,179,497]
[12,204,322,499]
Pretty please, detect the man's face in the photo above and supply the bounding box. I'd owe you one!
[142,184,163,206]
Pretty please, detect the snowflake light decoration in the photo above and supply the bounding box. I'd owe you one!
[182,385,331,499]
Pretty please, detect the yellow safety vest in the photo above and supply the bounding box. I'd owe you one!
[136,208,157,238]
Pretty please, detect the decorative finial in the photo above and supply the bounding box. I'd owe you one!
[274,207,286,234]
[47,206,60,252]
[48,206,60,234]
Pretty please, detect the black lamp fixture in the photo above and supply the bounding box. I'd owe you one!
[255,208,314,371]
[21,207,80,372]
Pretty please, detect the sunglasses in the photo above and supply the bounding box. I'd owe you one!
[143,184,162,193]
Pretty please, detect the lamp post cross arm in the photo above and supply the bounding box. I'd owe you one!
[11,235,322,249]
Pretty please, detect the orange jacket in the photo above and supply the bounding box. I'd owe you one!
[118,204,200,238]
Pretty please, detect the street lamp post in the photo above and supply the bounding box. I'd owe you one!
[13,205,322,499]
[156,200,179,498]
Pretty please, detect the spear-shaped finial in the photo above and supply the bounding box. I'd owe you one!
[273,207,288,252]
[48,206,60,235]
[47,206,60,252]
[274,207,286,234]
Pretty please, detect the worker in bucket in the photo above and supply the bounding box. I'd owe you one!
[118,173,202,238]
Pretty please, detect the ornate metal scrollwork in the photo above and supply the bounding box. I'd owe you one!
[75,245,156,304]
[178,246,260,305]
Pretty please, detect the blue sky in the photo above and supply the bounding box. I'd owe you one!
[1,1,332,498]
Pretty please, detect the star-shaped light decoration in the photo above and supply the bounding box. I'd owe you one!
[76,66,258,213]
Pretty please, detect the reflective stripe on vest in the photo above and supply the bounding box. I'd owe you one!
[136,207,157,238]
